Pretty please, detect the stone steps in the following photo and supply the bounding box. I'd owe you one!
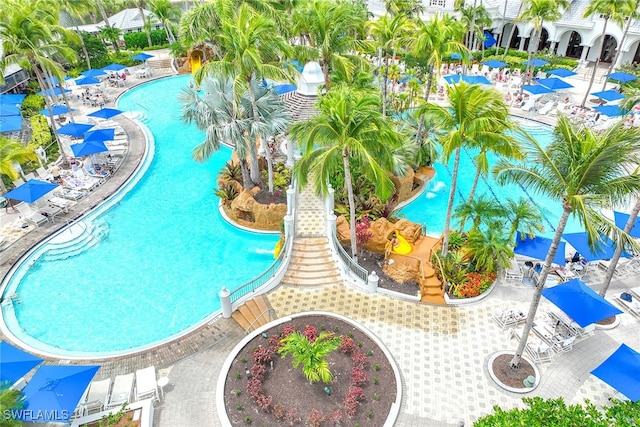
[231,295,276,333]
[41,221,109,262]
[281,237,342,286]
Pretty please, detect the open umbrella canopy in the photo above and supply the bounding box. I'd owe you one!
[87,108,122,120]
[542,279,623,327]
[443,75,491,85]
[131,52,154,61]
[102,63,127,72]
[20,365,99,423]
[591,344,640,402]
[614,211,640,238]
[591,89,625,102]
[514,233,566,265]
[71,140,109,157]
[57,122,94,137]
[0,94,26,105]
[75,76,101,86]
[4,179,58,203]
[521,85,555,95]
[39,105,74,117]
[546,68,577,78]
[593,105,628,117]
[482,59,508,68]
[537,77,573,90]
[81,69,107,78]
[0,104,20,116]
[0,115,23,133]
[522,58,550,67]
[450,53,463,60]
[607,72,638,83]
[0,341,43,384]
[83,128,115,143]
[562,231,629,262]
[37,87,71,97]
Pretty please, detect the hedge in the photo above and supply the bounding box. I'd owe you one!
[123,29,168,49]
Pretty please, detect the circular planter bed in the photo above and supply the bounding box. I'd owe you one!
[217,312,401,426]
[595,315,620,330]
[488,351,540,393]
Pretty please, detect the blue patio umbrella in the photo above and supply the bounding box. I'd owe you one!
[443,74,463,84]
[465,75,491,85]
[20,365,99,423]
[514,233,567,265]
[75,76,101,86]
[39,105,74,117]
[546,68,577,78]
[562,231,629,262]
[83,128,115,143]
[0,104,20,116]
[38,87,71,97]
[71,140,109,157]
[0,94,26,105]
[131,52,154,61]
[542,279,623,327]
[87,108,122,120]
[0,341,43,384]
[521,85,555,95]
[482,59,508,68]
[81,69,107,78]
[591,344,640,402]
[450,53,463,60]
[57,122,94,137]
[537,77,573,90]
[43,75,71,85]
[607,72,637,83]
[614,211,640,238]
[4,179,58,203]
[591,89,625,102]
[483,30,497,48]
[593,105,627,117]
[522,58,550,67]
[0,115,23,133]
[273,84,296,95]
[102,63,127,72]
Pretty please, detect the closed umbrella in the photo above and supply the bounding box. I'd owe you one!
[4,179,59,203]
[0,341,43,385]
[591,344,640,402]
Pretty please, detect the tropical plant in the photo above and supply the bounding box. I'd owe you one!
[56,0,94,69]
[219,161,242,182]
[100,26,122,53]
[602,0,640,90]
[504,197,545,243]
[0,136,38,193]
[278,331,341,383]
[397,111,441,168]
[289,85,406,261]
[464,225,513,273]
[148,0,181,45]
[0,386,25,427]
[494,117,640,367]
[453,194,504,231]
[215,182,239,207]
[417,82,511,257]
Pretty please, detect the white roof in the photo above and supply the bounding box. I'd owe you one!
[73,8,159,33]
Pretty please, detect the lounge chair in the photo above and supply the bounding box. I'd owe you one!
[83,377,112,414]
[521,97,537,112]
[106,373,134,409]
[492,308,526,329]
[55,188,85,201]
[538,101,555,115]
[135,366,159,402]
[554,335,576,353]
[615,292,640,318]
[504,259,523,282]
[15,203,49,226]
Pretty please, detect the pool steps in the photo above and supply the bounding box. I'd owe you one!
[280,238,342,286]
[41,220,109,262]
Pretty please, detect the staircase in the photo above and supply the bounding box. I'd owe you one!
[281,237,342,286]
[232,295,276,333]
[146,58,174,74]
[280,91,320,123]
[419,263,445,305]
[41,220,109,262]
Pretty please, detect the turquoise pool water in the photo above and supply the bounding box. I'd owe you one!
[3,75,279,356]
[399,122,583,237]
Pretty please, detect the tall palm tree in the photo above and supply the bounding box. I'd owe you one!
[504,197,544,242]
[494,117,640,368]
[519,0,568,84]
[501,2,525,60]
[465,225,514,273]
[581,0,634,107]
[416,82,510,257]
[148,0,180,44]
[289,85,406,260]
[0,136,38,193]
[194,4,292,187]
[278,331,341,383]
[56,0,93,69]
[96,0,119,50]
[602,0,640,91]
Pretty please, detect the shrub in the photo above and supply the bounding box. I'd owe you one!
[307,409,325,427]
[339,336,356,354]
[302,325,318,342]
[352,351,367,369]
[328,409,344,425]
[246,379,263,400]
[280,324,296,337]
[123,29,168,49]
[219,161,242,181]
[343,386,365,417]
[454,271,497,298]
[272,404,286,420]
[253,345,274,364]
[21,95,45,118]
[255,394,273,412]
[350,367,367,386]
[250,364,267,382]
[286,407,302,425]
[30,115,53,148]
[215,182,239,206]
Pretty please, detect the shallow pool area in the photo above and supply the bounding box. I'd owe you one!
[1,75,279,357]
[399,121,584,237]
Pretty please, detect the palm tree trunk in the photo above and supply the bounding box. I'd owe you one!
[382,52,390,116]
[239,158,253,189]
[96,0,118,50]
[601,199,640,296]
[164,21,176,44]
[470,0,478,50]
[414,64,435,145]
[582,18,609,107]
[495,0,509,57]
[33,67,68,168]
[75,26,92,69]
[321,60,331,90]
[459,164,482,231]
[511,206,571,367]
[603,4,637,91]
[246,82,262,186]
[502,3,524,60]
[262,136,274,193]
[138,5,153,47]
[441,147,461,257]
[343,150,358,261]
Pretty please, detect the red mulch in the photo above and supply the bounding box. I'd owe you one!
[596,316,616,325]
[223,315,396,426]
[492,354,536,388]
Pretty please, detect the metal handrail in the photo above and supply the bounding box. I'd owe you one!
[332,234,368,283]
[245,308,276,333]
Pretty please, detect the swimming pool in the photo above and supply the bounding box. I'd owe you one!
[399,121,584,237]
[1,75,279,357]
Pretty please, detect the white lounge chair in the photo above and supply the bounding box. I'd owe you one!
[15,203,49,226]
[106,373,134,409]
[504,259,523,282]
[83,377,112,414]
[615,292,640,318]
[492,308,526,329]
[538,101,555,115]
[135,366,159,402]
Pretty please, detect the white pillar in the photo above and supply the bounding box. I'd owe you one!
[580,46,589,65]
[219,286,232,318]
[325,184,334,213]
[285,138,295,168]
[367,271,379,294]
[286,186,295,215]
[284,214,294,238]
[327,211,336,238]
[518,36,526,51]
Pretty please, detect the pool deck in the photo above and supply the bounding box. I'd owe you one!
[2,55,640,426]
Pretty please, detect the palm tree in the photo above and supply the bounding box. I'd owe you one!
[581,0,634,107]
[465,225,514,273]
[194,4,292,187]
[96,0,119,50]
[501,2,525,60]
[278,331,341,383]
[494,117,640,368]
[289,85,406,261]
[454,194,504,231]
[148,0,180,44]
[0,136,38,193]
[0,387,24,427]
[100,26,121,53]
[397,111,441,169]
[519,0,568,84]
[602,0,640,91]
[416,82,510,257]
[56,0,93,69]
[504,197,544,242]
